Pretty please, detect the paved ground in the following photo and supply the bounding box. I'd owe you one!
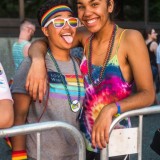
[0,113,159,160]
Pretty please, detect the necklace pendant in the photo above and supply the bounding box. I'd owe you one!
[71,100,80,112]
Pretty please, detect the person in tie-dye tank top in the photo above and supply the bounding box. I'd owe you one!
[25,0,155,159]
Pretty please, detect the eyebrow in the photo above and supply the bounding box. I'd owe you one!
[90,0,99,2]
[77,0,101,4]
[89,0,101,3]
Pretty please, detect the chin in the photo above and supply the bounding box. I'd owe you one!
[84,24,100,33]
[87,27,100,33]
[63,44,72,50]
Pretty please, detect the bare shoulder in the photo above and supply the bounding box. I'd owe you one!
[124,29,144,43]
[150,41,158,47]
[76,26,91,46]
[122,29,146,52]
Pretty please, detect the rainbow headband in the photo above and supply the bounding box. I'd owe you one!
[41,5,73,27]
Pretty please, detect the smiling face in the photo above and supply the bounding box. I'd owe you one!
[76,0,114,33]
[150,29,158,41]
[42,11,77,50]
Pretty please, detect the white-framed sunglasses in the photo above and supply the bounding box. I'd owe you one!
[44,17,79,28]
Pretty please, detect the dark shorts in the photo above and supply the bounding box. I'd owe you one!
[86,150,130,160]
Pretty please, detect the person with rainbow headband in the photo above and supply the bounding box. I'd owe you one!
[10,0,85,160]
[25,0,155,159]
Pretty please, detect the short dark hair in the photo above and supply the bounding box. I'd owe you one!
[37,0,72,26]
[143,26,156,39]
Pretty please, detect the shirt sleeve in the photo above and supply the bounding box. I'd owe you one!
[11,57,31,94]
[0,63,13,101]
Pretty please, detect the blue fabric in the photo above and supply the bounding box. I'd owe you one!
[12,40,30,71]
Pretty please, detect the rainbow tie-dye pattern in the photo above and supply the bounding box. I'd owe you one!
[80,54,133,152]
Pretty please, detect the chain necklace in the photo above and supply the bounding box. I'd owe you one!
[87,24,117,86]
[48,50,81,113]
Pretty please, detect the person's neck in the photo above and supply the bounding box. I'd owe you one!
[49,47,70,62]
[94,22,114,43]
[18,33,30,42]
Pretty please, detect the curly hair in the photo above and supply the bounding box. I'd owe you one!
[37,0,73,26]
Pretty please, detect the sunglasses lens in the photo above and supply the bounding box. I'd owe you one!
[68,18,78,27]
[52,18,78,28]
[53,19,65,28]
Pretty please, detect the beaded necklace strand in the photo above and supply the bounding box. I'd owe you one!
[48,50,81,113]
[87,24,117,86]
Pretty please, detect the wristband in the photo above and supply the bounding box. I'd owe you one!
[115,102,121,116]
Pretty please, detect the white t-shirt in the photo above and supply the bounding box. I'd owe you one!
[0,62,13,101]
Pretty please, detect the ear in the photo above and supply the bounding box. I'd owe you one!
[41,27,49,37]
[108,0,114,13]
[28,28,35,36]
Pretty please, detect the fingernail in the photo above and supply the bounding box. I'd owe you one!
[39,100,42,103]
[91,145,95,149]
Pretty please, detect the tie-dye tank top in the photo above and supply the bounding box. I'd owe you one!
[79,30,134,152]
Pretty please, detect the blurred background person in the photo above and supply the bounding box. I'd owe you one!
[12,19,36,72]
[144,27,159,104]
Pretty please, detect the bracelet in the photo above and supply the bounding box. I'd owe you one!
[115,102,121,115]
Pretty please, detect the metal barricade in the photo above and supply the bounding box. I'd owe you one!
[0,121,86,160]
[100,105,160,160]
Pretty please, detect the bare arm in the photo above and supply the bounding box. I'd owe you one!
[0,99,13,128]
[91,30,155,149]
[10,94,31,151]
[10,57,31,151]
[0,63,14,128]
[150,41,158,54]
[23,43,31,57]
[25,38,48,101]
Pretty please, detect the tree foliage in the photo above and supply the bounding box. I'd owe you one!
[149,0,160,21]
[0,0,19,18]
[0,0,159,22]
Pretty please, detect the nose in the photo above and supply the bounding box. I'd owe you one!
[83,6,92,17]
[62,20,70,29]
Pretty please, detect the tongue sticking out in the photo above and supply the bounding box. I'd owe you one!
[62,36,73,44]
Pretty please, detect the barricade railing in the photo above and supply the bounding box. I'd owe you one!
[0,121,86,160]
[1,106,160,160]
[100,105,160,160]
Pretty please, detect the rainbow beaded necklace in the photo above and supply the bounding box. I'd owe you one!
[87,24,117,86]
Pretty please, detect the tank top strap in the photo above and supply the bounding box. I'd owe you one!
[115,29,127,55]
[83,34,93,56]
